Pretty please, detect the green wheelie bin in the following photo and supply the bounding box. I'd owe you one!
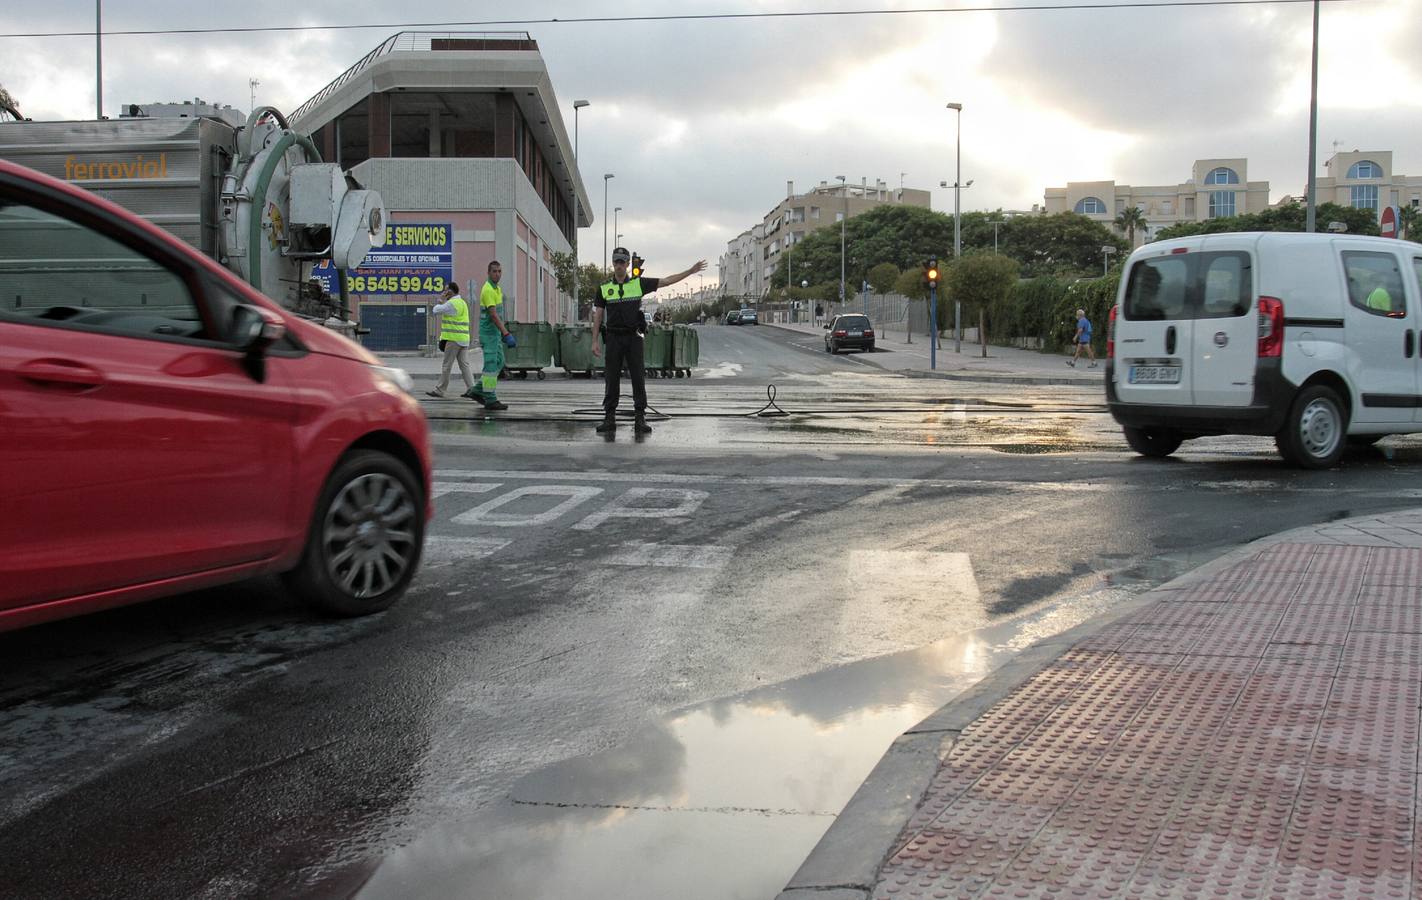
[500,321,549,379]
[558,324,596,378]
[644,325,673,378]
[671,325,699,377]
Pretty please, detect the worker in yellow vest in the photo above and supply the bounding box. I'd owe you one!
[426,280,475,399]
[463,259,517,410]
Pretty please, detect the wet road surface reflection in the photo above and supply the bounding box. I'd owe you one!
[358,587,1140,900]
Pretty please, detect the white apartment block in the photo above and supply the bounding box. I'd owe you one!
[1045,159,1269,247]
[720,178,931,301]
[1046,152,1421,248]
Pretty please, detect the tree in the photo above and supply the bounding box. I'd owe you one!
[0,83,19,121]
[867,262,900,297]
[770,204,952,289]
[551,251,606,320]
[944,252,1020,340]
[1154,201,1382,241]
[1115,206,1148,245]
[1002,213,1128,279]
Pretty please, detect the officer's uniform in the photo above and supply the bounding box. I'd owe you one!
[596,273,660,421]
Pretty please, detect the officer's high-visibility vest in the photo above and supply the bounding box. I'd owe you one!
[438,296,470,342]
[600,277,645,303]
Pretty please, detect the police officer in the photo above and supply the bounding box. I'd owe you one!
[592,247,706,433]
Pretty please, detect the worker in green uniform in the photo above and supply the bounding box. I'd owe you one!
[463,260,517,410]
[592,247,706,434]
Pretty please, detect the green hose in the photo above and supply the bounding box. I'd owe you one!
[244,131,322,293]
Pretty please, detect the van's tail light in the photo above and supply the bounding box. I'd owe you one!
[1107,305,1118,359]
[1258,296,1284,358]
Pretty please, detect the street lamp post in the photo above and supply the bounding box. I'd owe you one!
[836,175,847,312]
[947,102,963,353]
[572,100,589,321]
[614,206,622,250]
[990,218,1004,253]
[602,173,614,271]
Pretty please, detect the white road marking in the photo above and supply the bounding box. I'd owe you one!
[603,542,734,570]
[431,481,501,498]
[453,485,604,527]
[573,488,710,531]
[435,469,1112,492]
[422,536,513,566]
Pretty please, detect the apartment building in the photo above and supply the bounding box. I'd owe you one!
[291,31,591,349]
[1044,159,1269,247]
[1046,151,1421,248]
[719,179,931,301]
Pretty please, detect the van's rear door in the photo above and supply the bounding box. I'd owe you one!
[1116,250,1193,405]
[1338,243,1415,427]
[1189,241,1257,407]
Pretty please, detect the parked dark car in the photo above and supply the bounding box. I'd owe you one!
[824,314,875,353]
[724,310,741,325]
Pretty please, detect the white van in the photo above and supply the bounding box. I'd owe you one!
[1107,232,1422,468]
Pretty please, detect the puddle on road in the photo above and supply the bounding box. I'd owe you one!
[356,587,1138,900]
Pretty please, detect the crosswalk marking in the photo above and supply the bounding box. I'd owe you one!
[422,536,513,567]
[432,481,501,499]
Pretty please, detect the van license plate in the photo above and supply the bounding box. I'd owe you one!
[1129,365,1181,385]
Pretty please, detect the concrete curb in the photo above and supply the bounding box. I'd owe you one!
[776,512,1415,899]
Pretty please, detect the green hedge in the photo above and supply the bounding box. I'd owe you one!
[988,270,1122,351]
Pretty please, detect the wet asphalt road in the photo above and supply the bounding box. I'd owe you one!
[5,325,1422,899]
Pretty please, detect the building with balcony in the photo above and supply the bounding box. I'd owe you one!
[719,179,931,302]
[291,32,592,349]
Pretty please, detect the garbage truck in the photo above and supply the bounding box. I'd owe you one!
[0,105,384,331]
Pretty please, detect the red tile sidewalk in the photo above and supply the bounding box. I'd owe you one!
[873,541,1422,899]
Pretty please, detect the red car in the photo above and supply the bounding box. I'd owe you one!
[0,160,432,632]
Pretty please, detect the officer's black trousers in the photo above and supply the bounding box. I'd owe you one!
[602,330,646,415]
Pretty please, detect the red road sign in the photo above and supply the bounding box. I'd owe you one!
[1380,205,1398,238]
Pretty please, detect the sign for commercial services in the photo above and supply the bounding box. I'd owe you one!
[312,223,453,296]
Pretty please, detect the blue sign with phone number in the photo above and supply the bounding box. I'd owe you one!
[311,222,454,296]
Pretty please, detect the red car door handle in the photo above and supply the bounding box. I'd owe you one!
[17,359,106,388]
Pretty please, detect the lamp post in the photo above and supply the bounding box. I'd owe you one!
[836,175,847,310]
[1305,0,1320,233]
[572,100,589,320]
[602,173,614,271]
[614,206,622,249]
[947,102,963,353]
[990,217,1004,253]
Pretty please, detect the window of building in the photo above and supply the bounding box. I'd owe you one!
[1162,200,1173,215]
[1205,167,1240,185]
[811,207,821,219]
[1352,184,1379,211]
[1116,198,1126,212]
[1074,197,1106,215]
[1208,191,1235,218]
[1346,160,1383,179]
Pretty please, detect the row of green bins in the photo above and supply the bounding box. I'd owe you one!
[644,325,674,377]
[671,325,699,377]
[501,321,555,380]
[557,324,597,378]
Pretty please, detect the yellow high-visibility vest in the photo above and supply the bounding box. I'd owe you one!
[438,296,470,342]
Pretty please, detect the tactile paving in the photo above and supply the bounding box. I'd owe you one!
[872,544,1422,898]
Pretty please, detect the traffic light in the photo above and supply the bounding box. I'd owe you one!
[631,253,643,278]
[924,257,939,291]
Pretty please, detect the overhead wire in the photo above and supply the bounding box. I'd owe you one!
[2,0,1362,39]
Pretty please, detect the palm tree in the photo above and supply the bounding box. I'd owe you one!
[1115,206,1148,246]
[1399,205,1419,242]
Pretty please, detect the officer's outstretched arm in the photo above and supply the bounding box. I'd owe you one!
[656,259,708,288]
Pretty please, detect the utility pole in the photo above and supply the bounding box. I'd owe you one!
[95,1,103,119]
[1305,0,1320,233]
[249,78,260,112]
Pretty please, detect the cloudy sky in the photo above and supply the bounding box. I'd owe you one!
[4,0,1420,285]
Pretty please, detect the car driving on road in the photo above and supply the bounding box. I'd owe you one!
[0,160,433,632]
[825,313,876,353]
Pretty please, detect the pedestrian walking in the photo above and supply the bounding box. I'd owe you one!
[463,260,517,410]
[1067,307,1097,368]
[426,281,475,398]
[592,247,706,434]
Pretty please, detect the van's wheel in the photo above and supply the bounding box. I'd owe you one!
[283,449,425,617]
[1276,385,1347,469]
[1123,425,1183,458]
